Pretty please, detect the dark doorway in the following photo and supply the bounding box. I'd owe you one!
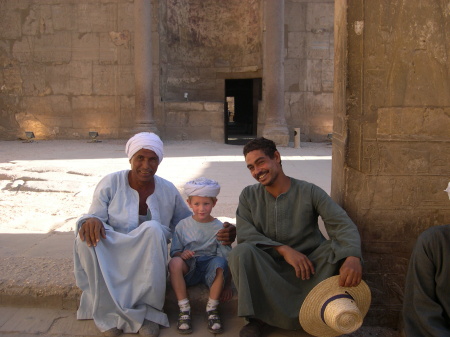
[224,78,262,145]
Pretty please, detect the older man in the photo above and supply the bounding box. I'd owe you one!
[74,132,235,337]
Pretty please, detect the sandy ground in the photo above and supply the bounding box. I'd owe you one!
[0,139,331,234]
[0,139,402,337]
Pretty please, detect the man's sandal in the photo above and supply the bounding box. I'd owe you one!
[177,311,193,334]
[239,319,267,337]
[206,309,224,334]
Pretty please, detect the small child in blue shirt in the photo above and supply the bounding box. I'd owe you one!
[169,177,232,335]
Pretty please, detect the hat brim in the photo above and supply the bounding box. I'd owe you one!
[299,276,371,337]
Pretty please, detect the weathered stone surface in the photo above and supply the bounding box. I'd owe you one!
[362,141,449,176]
[15,112,56,138]
[166,102,204,112]
[33,32,72,63]
[321,59,333,92]
[306,31,331,59]
[189,111,212,127]
[285,2,306,32]
[166,111,188,127]
[99,31,118,64]
[47,61,92,96]
[306,59,322,92]
[0,9,21,40]
[210,125,224,143]
[377,107,450,139]
[22,96,71,117]
[306,2,334,32]
[119,95,135,128]
[2,62,22,95]
[22,4,54,36]
[118,1,134,32]
[72,33,99,61]
[51,4,77,31]
[77,3,117,33]
[285,91,305,125]
[72,96,118,129]
[0,0,336,146]
[12,37,33,63]
[20,64,49,96]
[305,92,333,125]
[284,58,301,92]
[161,0,262,96]
[92,64,114,95]
[204,102,222,112]
[332,0,450,329]
[287,32,307,59]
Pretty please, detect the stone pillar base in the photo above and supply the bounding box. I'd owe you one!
[133,122,159,136]
[262,124,289,146]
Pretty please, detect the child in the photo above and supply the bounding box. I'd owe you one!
[169,177,232,335]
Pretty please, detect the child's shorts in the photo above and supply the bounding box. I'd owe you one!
[184,255,229,288]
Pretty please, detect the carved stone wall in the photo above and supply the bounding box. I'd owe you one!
[0,0,336,142]
[332,0,450,328]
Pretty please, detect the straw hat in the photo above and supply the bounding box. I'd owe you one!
[299,276,371,337]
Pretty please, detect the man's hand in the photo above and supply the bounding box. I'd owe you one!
[275,245,315,280]
[339,256,362,287]
[216,222,236,245]
[78,218,106,247]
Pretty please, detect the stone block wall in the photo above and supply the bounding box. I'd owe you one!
[159,0,263,103]
[284,0,335,142]
[0,0,137,140]
[162,101,224,142]
[332,0,450,328]
[0,0,336,142]
[159,0,336,142]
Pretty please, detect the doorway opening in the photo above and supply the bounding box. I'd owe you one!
[224,78,262,145]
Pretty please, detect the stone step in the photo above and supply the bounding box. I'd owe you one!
[0,255,237,314]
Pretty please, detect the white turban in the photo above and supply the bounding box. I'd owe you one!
[125,132,164,163]
[184,177,221,198]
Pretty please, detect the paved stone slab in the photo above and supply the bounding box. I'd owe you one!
[0,306,318,337]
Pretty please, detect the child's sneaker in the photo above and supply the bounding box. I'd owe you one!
[206,309,223,334]
[177,311,192,334]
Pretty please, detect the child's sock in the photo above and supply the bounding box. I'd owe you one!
[178,298,191,312]
[206,298,219,312]
[178,298,191,330]
[206,298,221,331]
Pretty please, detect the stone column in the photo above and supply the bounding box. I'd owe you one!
[134,0,158,133]
[262,0,289,146]
[332,0,450,328]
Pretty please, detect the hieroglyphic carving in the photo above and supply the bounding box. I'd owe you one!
[385,1,450,106]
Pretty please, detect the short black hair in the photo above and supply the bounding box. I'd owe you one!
[243,137,278,159]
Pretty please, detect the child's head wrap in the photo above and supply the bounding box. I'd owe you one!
[184,177,220,198]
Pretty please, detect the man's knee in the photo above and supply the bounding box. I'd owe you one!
[142,220,172,243]
[229,242,257,267]
[75,235,93,256]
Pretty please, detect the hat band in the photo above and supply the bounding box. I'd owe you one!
[320,292,355,324]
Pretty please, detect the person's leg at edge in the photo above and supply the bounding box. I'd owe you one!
[168,257,192,334]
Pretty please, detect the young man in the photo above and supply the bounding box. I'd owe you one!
[228,137,363,337]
